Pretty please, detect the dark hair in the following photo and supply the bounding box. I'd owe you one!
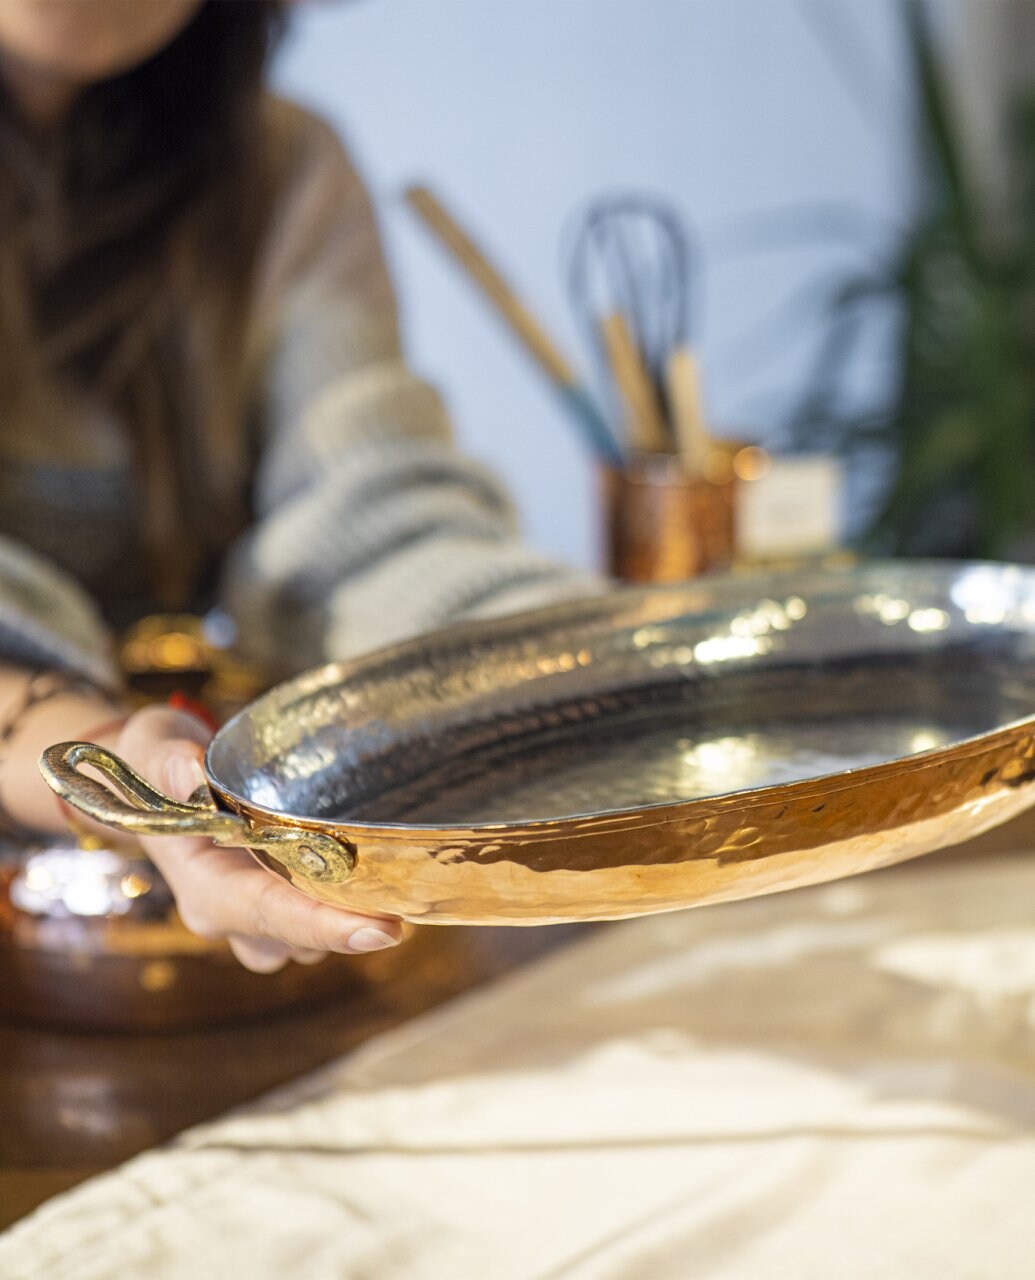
[0,0,286,604]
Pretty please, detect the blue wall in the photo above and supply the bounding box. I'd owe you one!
[275,0,914,569]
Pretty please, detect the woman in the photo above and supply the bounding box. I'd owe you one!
[0,0,597,971]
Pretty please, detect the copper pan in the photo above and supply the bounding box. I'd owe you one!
[41,562,1035,927]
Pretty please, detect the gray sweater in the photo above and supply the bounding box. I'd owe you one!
[0,100,600,689]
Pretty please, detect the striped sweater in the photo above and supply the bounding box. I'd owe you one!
[0,100,600,689]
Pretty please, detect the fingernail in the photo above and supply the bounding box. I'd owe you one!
[347,927,400,953]
[165,753,208,802]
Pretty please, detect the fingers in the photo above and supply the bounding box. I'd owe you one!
[227,936,329,972]
[228,934,291,972]
[115,704,211,804]
[114,703,403,962]
[117,703,212,763]
[166,846,403,954]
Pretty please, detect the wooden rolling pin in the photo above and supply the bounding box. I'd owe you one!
[405,185,622,464]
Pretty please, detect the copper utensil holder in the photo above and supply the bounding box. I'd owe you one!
[602,453,735,583]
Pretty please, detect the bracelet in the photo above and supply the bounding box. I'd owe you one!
[0,669,117,749]
[0,669,121,840]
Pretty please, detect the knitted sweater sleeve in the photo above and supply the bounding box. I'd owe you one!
[221,104,603,672]
[0,536,118,687]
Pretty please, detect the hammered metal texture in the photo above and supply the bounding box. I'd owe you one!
[197,561,1035,925]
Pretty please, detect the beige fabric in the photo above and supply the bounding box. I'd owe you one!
[6,853,1035,1278]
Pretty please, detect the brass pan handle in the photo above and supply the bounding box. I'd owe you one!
[39,742,355,885]
[42,740,245,841]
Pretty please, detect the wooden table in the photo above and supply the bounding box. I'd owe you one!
[2,810,1033,1234]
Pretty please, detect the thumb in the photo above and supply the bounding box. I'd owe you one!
[163,746,209,804]
[115,705,211,800]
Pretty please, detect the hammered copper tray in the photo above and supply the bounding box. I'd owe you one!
[42,562,1035,925]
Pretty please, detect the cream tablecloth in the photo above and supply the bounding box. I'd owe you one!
[5,852,1035,1279]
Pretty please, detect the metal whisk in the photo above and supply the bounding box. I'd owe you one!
[567,193,698,453]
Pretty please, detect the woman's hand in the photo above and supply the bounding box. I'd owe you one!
[113,704,403,973]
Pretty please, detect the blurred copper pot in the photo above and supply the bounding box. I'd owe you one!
[0,838,412,1032]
